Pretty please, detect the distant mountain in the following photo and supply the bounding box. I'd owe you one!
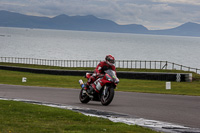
[0,10,148,33]
[149,22,200,37]
[0,10,200,37]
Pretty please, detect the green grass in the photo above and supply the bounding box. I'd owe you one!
[118,78,200,95]
[0,68,200,96]
[0,69,82,88]
[0,100,157,133]
[0,62,200,96]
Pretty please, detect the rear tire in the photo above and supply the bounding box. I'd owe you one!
[101,87,114,106]
[79,89,91,103]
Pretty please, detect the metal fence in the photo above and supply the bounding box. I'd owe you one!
[0,57,200,74]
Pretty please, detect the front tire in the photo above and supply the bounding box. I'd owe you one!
[101,87,114,106]
[79,89,91,103]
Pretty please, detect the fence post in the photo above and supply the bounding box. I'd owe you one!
[83,60,85,67]
[150,61,151,69]
[130,60,132,68]
[135,60,137,68]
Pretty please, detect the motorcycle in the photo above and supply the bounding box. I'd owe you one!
[79,69,119,106]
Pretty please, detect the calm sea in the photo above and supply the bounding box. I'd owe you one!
[0,27,200,68]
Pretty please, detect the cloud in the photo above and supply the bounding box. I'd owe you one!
[152,0,200,5]
[110,3,182,29]
[0,0,200,29]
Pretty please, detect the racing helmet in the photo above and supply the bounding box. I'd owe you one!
[105,55,115,66]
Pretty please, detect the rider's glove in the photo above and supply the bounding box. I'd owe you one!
[115,78,119,84]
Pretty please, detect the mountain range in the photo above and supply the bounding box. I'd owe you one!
[1,10,200,37]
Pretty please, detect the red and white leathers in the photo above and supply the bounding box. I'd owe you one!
[86,61,116,92]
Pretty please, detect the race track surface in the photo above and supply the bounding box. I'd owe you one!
[0,84,200,129]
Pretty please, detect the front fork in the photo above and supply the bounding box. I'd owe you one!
[103,85,109,97]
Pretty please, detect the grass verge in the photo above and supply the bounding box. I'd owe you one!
[0,100,157,133]
[1,62,200,96]
[0,68,200,96]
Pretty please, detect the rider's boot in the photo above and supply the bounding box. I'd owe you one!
[85,76,95,94]
[85,83,90,93]
[80,82,92,95]
[84,83,96,95]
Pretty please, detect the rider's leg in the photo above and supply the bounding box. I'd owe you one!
[86,75,96,89]
[84,75,96,94]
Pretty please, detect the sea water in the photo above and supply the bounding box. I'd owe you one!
[0,27,200,68]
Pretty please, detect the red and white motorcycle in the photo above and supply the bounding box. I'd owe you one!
[79,69,119,106]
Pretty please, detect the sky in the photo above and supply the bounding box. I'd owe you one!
[0,0,200,30]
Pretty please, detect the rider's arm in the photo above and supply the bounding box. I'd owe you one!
[112,65,116,71]
[112,65,119,83]
[112,65,117,75]
[94,62,103,75]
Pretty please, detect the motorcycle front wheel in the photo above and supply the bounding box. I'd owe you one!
[101,87,114,106]
[79,88,91,103]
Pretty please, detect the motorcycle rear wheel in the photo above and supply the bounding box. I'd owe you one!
[101,87,114,106]
[79,89,91,103]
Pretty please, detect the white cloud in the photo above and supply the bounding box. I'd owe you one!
[0,2,26,7]
[152,0,200,5]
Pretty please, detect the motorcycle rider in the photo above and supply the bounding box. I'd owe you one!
[84,55,116,94]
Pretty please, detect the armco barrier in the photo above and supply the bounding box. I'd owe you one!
[0,65,192,82]
[117,71,192,82]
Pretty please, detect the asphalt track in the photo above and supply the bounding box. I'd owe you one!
[0,84,200,129]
